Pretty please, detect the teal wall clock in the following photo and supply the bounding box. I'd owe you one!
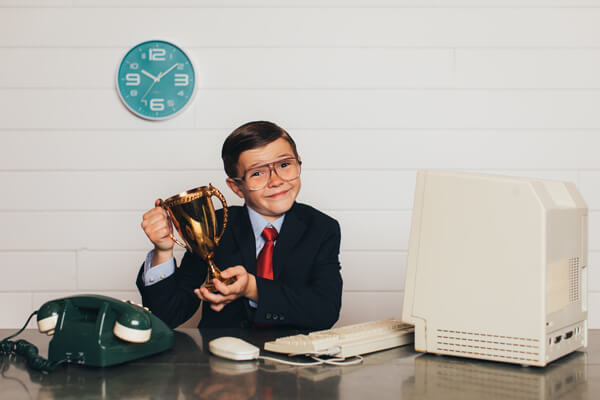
[116,40,196,120]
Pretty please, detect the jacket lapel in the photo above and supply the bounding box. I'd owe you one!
[273,203,306,280]
[231,207,257,275]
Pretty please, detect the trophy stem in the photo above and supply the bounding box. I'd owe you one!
[203,258,237,293]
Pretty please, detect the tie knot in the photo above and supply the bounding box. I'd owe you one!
[262,227,278,242]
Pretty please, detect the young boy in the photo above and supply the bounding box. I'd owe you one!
[136,121,343,329]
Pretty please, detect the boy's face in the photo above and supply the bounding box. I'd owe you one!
[226,138,301,222]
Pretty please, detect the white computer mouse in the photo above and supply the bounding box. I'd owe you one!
[208,336,260,361]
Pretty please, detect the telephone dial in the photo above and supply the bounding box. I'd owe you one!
[1,295,174,371]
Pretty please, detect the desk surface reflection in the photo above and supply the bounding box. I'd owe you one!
[1,328,599,400]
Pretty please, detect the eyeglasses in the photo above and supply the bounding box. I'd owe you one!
[233,157,302,191]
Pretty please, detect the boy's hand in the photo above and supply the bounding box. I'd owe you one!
[193,266,258,312]
[141,199,175,266]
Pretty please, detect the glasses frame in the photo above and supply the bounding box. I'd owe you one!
[233,157,302,191]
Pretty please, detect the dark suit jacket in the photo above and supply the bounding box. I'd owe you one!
[136,202,343,330]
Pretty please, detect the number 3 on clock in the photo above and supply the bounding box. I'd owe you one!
[116,40,196,120]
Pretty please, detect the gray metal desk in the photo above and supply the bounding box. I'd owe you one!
[1,328,599,399]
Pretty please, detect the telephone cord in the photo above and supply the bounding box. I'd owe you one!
[0,311,66,373]
[1,310,37,342]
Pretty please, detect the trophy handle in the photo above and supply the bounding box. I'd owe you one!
[208,184,228,245]
[157,199,188,249]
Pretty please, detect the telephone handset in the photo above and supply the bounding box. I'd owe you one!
[38,295,153,342]
[35,295,174,367]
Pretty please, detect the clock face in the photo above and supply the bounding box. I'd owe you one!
[116,40,196,120]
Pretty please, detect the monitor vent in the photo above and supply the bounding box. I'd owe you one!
[436,330,540,363]
[569,257,580,303]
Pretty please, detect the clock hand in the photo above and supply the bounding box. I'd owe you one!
[158,64,179,79]
[141,79,158,101]
[141,69,159,82]
[141,64,178,102]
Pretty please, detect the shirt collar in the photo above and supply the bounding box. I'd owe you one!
[247,205,285,240]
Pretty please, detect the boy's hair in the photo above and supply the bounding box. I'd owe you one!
[222,121,299,178]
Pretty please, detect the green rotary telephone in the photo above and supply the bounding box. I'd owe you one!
[36,295,174,368]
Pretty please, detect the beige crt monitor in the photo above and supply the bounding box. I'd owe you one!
[402,170,588,367]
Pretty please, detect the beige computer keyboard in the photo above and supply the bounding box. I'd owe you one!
[264,318,414,358]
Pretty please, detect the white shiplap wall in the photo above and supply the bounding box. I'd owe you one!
[0,1,599,328]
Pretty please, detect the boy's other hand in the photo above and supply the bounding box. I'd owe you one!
[194,266,258,312]
[141,199,175,265]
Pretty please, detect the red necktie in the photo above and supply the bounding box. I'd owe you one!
[256,227,278,280]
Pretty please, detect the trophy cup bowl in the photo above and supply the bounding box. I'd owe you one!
[158,184,235,293]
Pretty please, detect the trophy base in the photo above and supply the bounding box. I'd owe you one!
[204,276,237,294]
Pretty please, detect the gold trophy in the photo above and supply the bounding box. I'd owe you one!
[158,184,235,293]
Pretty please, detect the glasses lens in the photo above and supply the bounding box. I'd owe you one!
[245,166,270,190]
[274,158,300,181]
